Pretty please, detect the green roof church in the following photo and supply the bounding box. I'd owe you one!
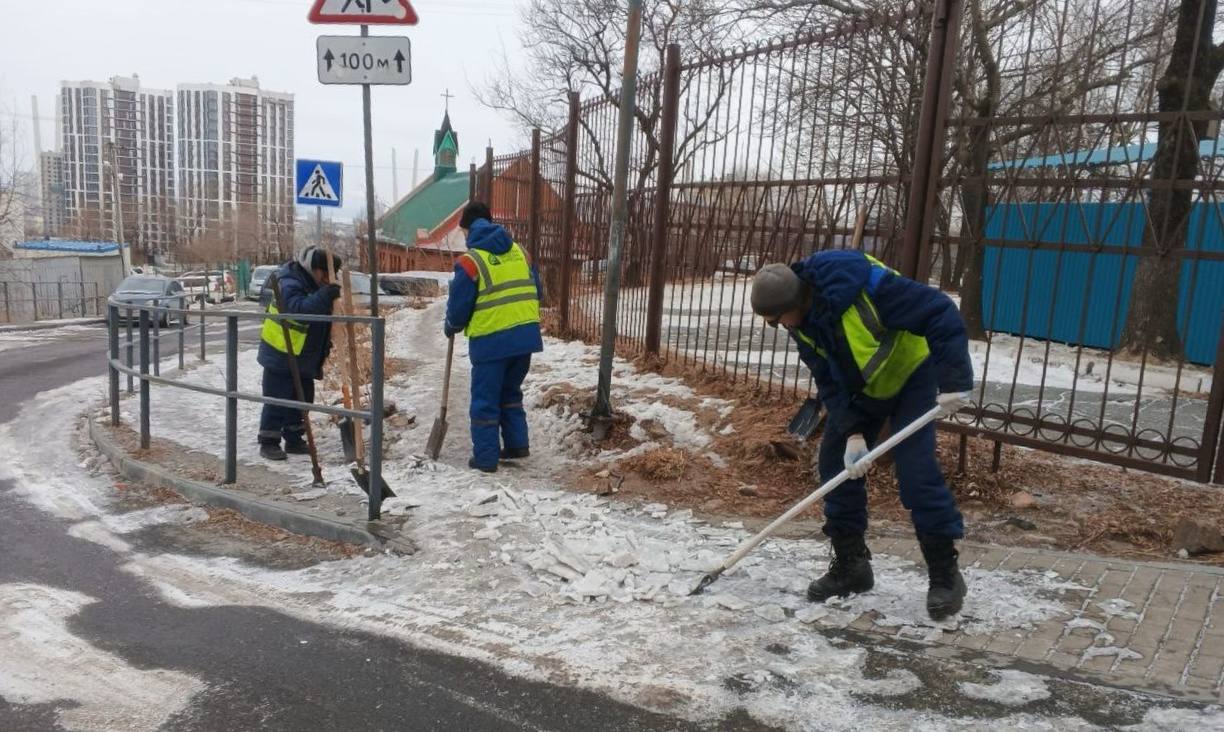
[378,108,472,254]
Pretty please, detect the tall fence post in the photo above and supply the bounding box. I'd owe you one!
[31,283,37,322]
[224,315,238,485]
[528,128,542,262]
[483,144,494,203]
[93,283,100,317]
[558,91,581,332]
[368,317,386,521]
[108,305,120,427]
[178,297,186,371]
[57,281,64,320]
[645,43,682,356]
[469,162,478,202]
[139,309,150,450]
[3,283,9,323]
[78,282,86,318]
[899,0,962,282]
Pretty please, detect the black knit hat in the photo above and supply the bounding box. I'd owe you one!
[460,201,492,229]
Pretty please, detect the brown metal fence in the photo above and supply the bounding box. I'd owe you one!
[477,0,1224,485]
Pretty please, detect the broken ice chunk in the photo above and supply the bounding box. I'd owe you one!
[712,594,750,611]
[754,604,787,622]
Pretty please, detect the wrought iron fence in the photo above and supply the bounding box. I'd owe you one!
[475,0,1224,484]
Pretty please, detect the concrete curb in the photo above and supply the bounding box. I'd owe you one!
[88,418,415,555]
[0,318,106,334]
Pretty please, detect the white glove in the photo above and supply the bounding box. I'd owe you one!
[936,391,972,419]
[843,434,871,479]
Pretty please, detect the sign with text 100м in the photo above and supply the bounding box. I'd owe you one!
[317,36,412,86]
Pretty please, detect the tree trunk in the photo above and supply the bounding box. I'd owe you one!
[957,120,992,340]
[1120,0,1223,360]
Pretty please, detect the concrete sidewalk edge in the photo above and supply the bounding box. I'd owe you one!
[0,318,106,334]
[88,417,416,555]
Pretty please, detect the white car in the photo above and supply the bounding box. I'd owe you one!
[177,270,235,304]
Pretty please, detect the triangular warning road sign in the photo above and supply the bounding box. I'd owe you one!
[308,0,419,25]
[299,164,340,202]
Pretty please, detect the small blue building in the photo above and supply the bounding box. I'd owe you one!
[980,141,1224,366]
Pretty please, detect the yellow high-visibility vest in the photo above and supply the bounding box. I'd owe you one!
[792,255,929,399]
[261,301,308,355]
[464,243,540,338]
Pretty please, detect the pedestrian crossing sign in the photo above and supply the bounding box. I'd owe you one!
[295,159,344,207]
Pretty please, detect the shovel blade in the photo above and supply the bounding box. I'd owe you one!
[338,418,357,463]
[425,416,448,460]
[787,397,825,441]
[352,467,395,500]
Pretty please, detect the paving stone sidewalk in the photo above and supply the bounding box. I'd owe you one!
[833,537,1224,703]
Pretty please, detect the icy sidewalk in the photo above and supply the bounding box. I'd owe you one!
[85,302,1224,726]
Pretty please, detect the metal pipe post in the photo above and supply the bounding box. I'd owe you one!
[93,283,99,316]
[2,283,8,322]
[224,315,238,485]
[361,24,380,316]
[645,43,681,355]
[57,281,63,319]
[126,308,134,393]
[558,92,581,331]
[592,0,644,431]
[139,309,150,450]
[152,307,161,376]
[368,317,386,521]
[178,297,186,371]
[31,283,37,322]
[199,296,206,361]
[108,305,120,426]
[316,205,323,248]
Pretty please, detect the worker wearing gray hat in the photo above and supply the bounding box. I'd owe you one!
[751,250,973,620]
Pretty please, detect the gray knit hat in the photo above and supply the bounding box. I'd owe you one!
[751,263,804,317]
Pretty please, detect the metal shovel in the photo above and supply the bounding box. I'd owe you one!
[425,335,455,460]
[690,405,943,595]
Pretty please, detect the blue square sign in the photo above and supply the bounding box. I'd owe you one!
[295,159,343,207]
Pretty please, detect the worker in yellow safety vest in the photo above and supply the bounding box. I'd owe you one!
[444,202,543,473]
[256,247,342,461]
[750,250,973,620]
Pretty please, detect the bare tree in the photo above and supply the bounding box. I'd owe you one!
[0,116,23,250]
[1119,0,1224,359]
[478,0,744,191]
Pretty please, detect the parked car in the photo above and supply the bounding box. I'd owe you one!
[719,255,759,275]
[248,265,278,301]
[110,275,188,327]
[177,270,236,304]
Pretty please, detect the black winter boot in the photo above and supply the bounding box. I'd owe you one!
[918,534,967,620]
[500,447,530,460]
[260,443,287,461]
[283,440,311,455]
[807,533,874,602]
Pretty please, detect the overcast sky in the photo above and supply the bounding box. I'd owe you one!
[0,0,528,220]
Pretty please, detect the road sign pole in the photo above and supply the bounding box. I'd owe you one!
[362,24,379,316]
[316,206,323,248]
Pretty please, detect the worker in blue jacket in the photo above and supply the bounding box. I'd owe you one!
[256,247,342,461]
[444,202,544,473]
[750,250,974,620]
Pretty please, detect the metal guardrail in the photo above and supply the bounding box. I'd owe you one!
[106,298,388,520]
[1,281,107,323]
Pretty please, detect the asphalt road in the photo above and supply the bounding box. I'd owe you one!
[0,322,735,732]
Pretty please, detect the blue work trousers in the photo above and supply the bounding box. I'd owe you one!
[258,368,313,446]
[469,354,532,469]
[818,362,964,539]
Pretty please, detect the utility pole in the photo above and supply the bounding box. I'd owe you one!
[392,147,399,200]
[590,0,643,438]
[106,141,129,275]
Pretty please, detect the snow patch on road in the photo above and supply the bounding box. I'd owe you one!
[960,669,1052,705]
[0,583,205,731]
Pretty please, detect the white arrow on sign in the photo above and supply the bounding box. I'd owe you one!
[317,36,412,86]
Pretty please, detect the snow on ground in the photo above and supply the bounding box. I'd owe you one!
[960,669,1052,705]
[4,310,1224,730]
[0,324,101,353]
[0,582,205,731]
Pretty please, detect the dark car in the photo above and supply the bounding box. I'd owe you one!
[110,275,189,327]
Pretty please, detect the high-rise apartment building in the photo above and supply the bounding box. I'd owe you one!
[39,151,67,236]
[177,77,294,260]
[58,76,175,260]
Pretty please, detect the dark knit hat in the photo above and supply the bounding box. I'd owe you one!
[460,201,492,229]
[751,263,804,317]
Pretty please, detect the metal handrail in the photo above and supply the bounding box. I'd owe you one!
[105,297,388,520]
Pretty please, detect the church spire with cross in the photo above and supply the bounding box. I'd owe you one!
[433,91,459,178]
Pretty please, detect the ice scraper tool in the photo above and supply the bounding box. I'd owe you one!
[690,405,942,595]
